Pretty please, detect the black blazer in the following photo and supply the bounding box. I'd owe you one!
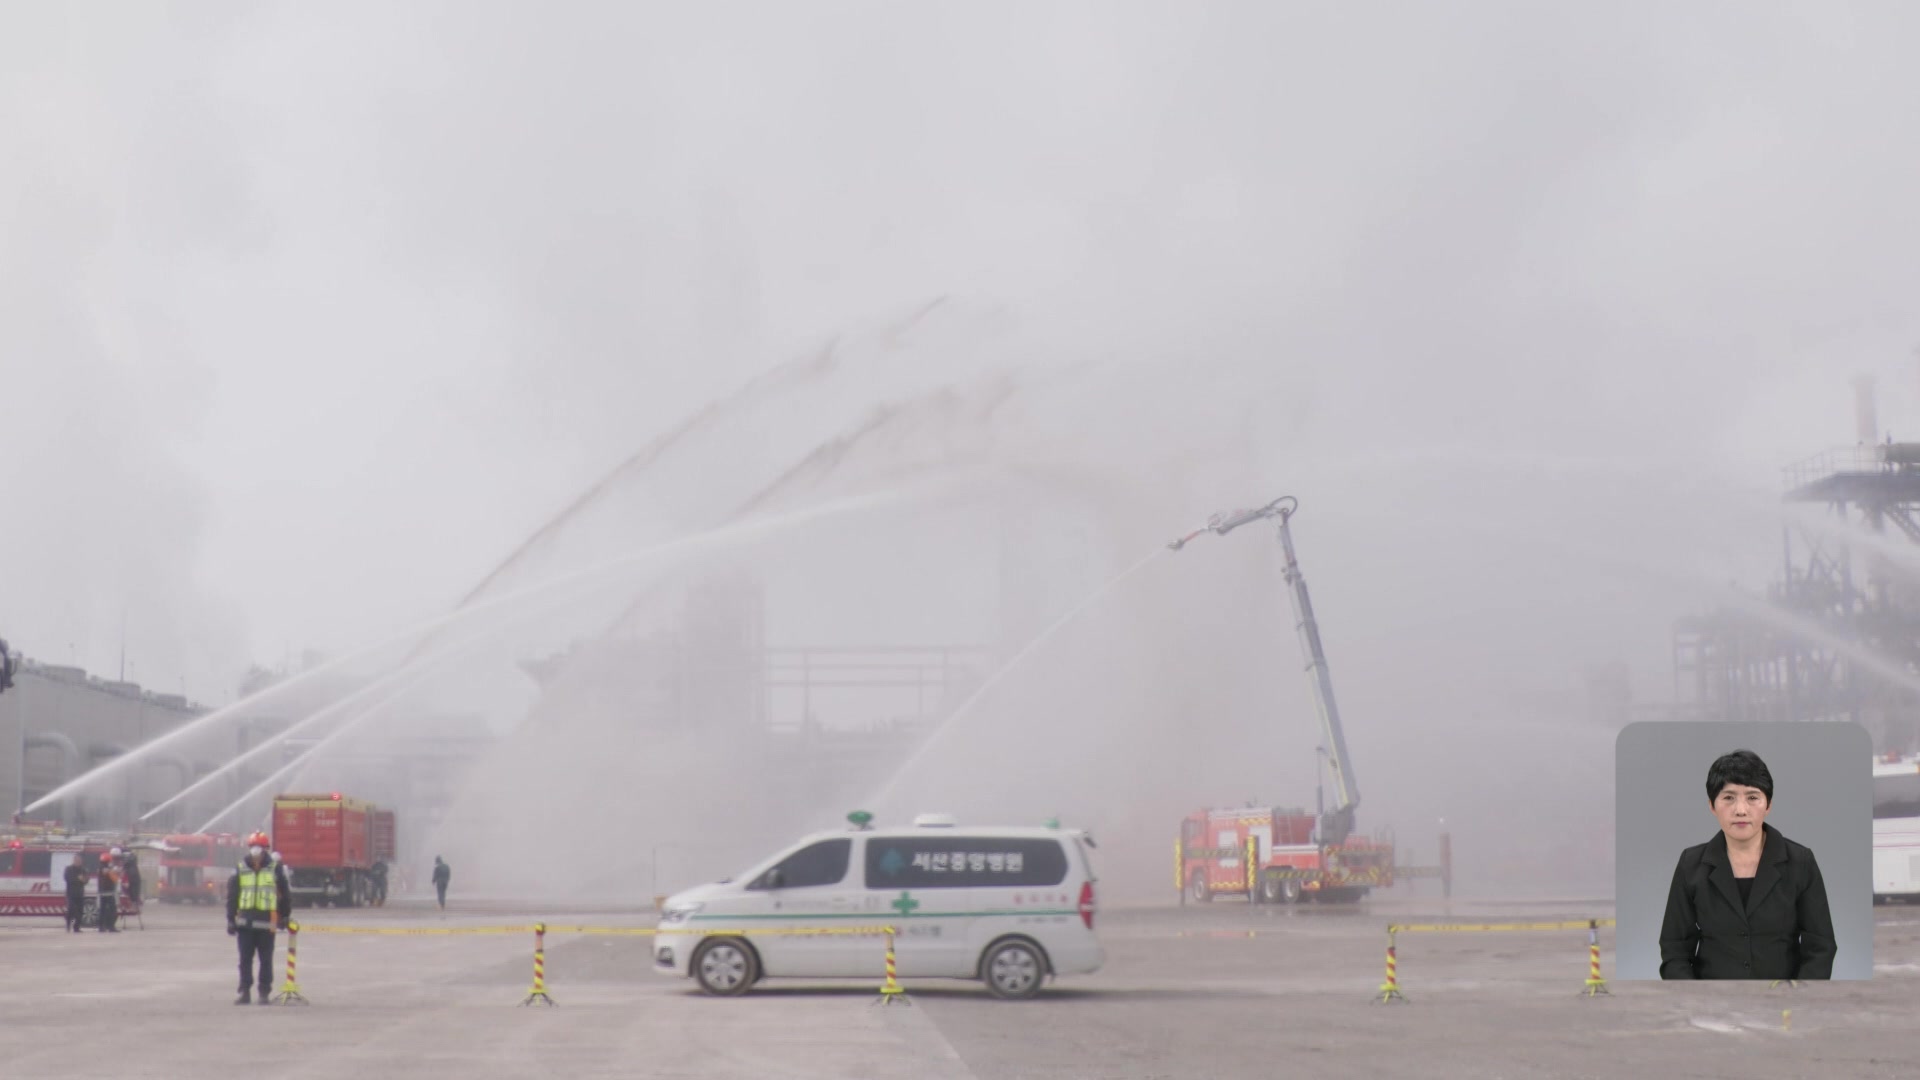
[1658,822,1835,979]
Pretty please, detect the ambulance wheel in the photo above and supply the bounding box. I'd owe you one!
[1187,872,1211,904]
[79,898,100,928]
[981,939,1047,1000]
[693,938,757,997]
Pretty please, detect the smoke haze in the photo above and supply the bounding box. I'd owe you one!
[8,3,1920,902]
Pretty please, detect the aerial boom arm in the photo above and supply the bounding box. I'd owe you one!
[1275,510,1360,846]
[1166,497,1362,847]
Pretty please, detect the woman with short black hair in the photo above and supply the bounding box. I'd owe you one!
[1659,749,1836,979]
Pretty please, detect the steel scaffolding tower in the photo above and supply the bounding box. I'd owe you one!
[1674,445,1920,755]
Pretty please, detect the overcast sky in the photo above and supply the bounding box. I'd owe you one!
[4,1,1919,708]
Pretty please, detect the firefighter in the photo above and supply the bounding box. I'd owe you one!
[62,857,89,932]
[117,847,141,910]
[370,859,389,907]
[431,856,450,912]
[226,831,291,1004]
[97,853,119,933]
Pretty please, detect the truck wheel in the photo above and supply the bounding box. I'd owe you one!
[1187,872,1211,904]
[692,938,757,997]
[80,898,99,929]
[981,939,1046,1000]
[1259,875,1294,905]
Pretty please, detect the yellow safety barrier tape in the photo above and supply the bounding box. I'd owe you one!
[659,926,897,936]
[293,924,898,937]
[1388,919,1615,934]
[297,925,536,935]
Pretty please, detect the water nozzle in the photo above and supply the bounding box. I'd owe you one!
[1170,496,1296,548]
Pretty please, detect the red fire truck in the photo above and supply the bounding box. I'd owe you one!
[1168,498,1448,904]
[0,837,139,924]
[1178,807,1401,903]
[157,833,245,904]
[272,793,397,908]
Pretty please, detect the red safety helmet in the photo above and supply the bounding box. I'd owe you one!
[246,832,271,848]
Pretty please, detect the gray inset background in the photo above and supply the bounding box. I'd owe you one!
[1614,721,1872,980]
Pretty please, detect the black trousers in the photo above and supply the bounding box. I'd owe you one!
[237,928,275,993]
[435,882,447,907]
[98,895,117,932]
[65,894,84,931]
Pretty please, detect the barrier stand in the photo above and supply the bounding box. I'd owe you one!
[874,926,909,1006]
[1379,919,1615,1002]
[520,923,556,1006]
[1374,928,1406,1004]
[270,922,310,1005]
[1770,980,1806,990]
[1581,919,1609,997]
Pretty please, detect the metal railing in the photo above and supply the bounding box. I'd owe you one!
[1783,445,1891,491]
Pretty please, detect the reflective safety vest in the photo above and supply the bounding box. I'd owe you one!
[236,867,278,914]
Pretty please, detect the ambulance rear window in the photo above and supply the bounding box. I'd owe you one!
[864,837,1067,889]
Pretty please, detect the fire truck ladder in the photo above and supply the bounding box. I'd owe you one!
[1168,497,1362,847]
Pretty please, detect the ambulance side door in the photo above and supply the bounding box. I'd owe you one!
[743,837,864,977]
[861,837,974,977]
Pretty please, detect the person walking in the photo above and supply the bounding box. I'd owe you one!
[226,831,292,1004]
[370,859,388,907]
[431,856,450,913]
[63,858,89,932]
[97,853,119,933]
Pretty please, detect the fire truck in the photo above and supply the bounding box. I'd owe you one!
[1168,497,1448,904]
[157,833,246,904]
[272,793,397,908]
[0,836,140,925]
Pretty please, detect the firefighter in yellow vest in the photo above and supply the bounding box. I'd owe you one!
[225,831,291,1004]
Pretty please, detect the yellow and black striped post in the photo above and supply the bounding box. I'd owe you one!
[1375,927,1406,1003]
[1244,836,1256,898]
[270,921,309,1005]
[1582,919,1610,997]
[1174,838,1184,906]
[874,926,909,1006]
[521,922,556,1006]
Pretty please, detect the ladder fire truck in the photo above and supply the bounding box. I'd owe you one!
[1169,497,1449,904]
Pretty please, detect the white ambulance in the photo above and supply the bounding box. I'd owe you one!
[655,814,1104,999]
